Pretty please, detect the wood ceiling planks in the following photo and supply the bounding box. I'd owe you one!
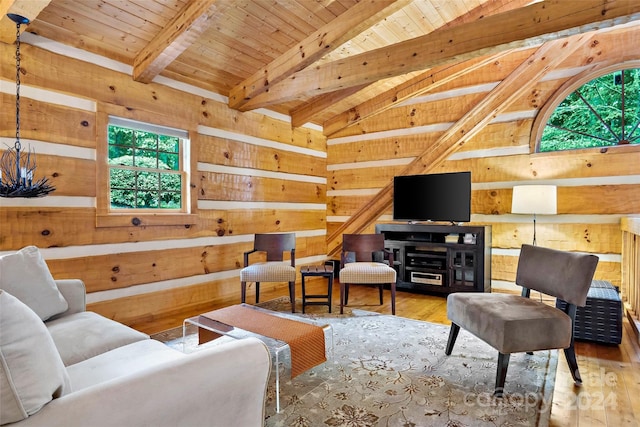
[8,0,640,133]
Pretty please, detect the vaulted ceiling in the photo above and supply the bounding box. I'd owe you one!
[2,0,640,136]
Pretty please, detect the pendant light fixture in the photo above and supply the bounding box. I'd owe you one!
[0,13,55,198]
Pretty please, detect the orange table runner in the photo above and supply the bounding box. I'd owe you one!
[198,305,326,378]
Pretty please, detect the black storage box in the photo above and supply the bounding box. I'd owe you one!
[557,280,622,345]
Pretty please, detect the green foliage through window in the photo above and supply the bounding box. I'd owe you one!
[108,123,183,209]
[539,68,640,152]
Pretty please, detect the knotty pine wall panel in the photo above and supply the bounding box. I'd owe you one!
[434,148,640,181]
[0,206,324,250]
[331,92,488,136]
[87,276,242,326]
[200,172,325,203]
[330,166,404,190]
[0,45,196,124]
[462,120,532,153]
[487,222,622,253]
[46,234,327,294]
[0,41,327,328]
[328,132,443,163]
[199,134,326,176]
[224,210,325,235]
[327,120,532,166]
[327,195,379,217]
[0,155,97,197]
[0,94,96,148]
[1,207,230,248]
[198,98,326,151]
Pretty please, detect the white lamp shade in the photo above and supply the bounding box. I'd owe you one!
[511,185,557,215]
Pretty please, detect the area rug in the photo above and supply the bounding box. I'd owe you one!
[154,302,556,427]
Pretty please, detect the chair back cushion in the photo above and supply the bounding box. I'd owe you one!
[254,233,295,262]
[515,244,598,306]
[342,234,385,262]
[0,290,71,425]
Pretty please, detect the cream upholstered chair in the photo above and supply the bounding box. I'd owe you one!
[240,233,296,312]
[339,233,397,315]
[445,244,598,396]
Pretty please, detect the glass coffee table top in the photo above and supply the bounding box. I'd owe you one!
[183,304,333,413]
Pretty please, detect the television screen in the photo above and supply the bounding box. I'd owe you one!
[393,172,471,223]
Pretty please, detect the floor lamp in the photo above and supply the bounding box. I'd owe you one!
[511,185,557,246]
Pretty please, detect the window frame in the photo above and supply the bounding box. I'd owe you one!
[96,103,198,228]
[531,60,640,153]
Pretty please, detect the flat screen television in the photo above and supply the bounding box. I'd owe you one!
[393,171,471,223]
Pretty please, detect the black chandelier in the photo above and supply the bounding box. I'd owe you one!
[0,13,55,198]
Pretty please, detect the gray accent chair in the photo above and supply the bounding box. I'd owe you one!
[445,244,599,396]
[240,233,296,312]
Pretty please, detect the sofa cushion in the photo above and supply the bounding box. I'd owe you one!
[0,246,68,321]
[0,290,71,425]
[66,340,184,391]
[46,311,149,366]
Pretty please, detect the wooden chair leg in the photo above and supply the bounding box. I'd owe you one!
[495,352,511,397]
[255,282,260,304]
[390,282,396,315]
[340,281,345,314]
[327,276,333,313]
[289,280,296,313]
[241,281,247,303]
[445,323,460,355]
[344,283,350,305]
[378,284,383,305]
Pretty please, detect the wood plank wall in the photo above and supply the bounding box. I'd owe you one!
[327,26,640,291]
[1,26,639,329]
[0,35,327,328]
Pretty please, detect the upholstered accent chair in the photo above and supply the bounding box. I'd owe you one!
[339,233,397,315]
[240,233,296,312]
[445,244,598,396]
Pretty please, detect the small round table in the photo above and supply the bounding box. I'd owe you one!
[300,264,334,313]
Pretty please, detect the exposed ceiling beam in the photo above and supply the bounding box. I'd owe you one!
[319,0,533,136]
[0,0,50,44]
[325,33,589,257]
[228,0,411,111]
[322,50,512,137]
[133,0,218,83]
[290,84,370,128]
[290,0,532,130]
[250,0,640,111]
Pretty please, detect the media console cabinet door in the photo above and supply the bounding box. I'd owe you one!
[375,223,491,295]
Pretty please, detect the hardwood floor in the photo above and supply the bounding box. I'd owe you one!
[135,279,640,426]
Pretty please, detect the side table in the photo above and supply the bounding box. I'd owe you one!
[300,265,334,313]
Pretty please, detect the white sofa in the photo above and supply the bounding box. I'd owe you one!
[0,247,271,427]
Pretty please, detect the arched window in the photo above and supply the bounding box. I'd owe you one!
[533,64,640,152]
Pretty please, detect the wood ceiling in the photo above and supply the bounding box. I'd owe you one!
[2,0,640,135]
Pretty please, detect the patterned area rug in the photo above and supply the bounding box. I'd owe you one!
[154,300,556,427]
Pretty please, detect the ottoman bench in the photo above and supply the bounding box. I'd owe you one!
[557,280,622,345]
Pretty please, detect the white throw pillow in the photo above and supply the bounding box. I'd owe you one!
[0,290,71,425]
[0,246,68,321]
